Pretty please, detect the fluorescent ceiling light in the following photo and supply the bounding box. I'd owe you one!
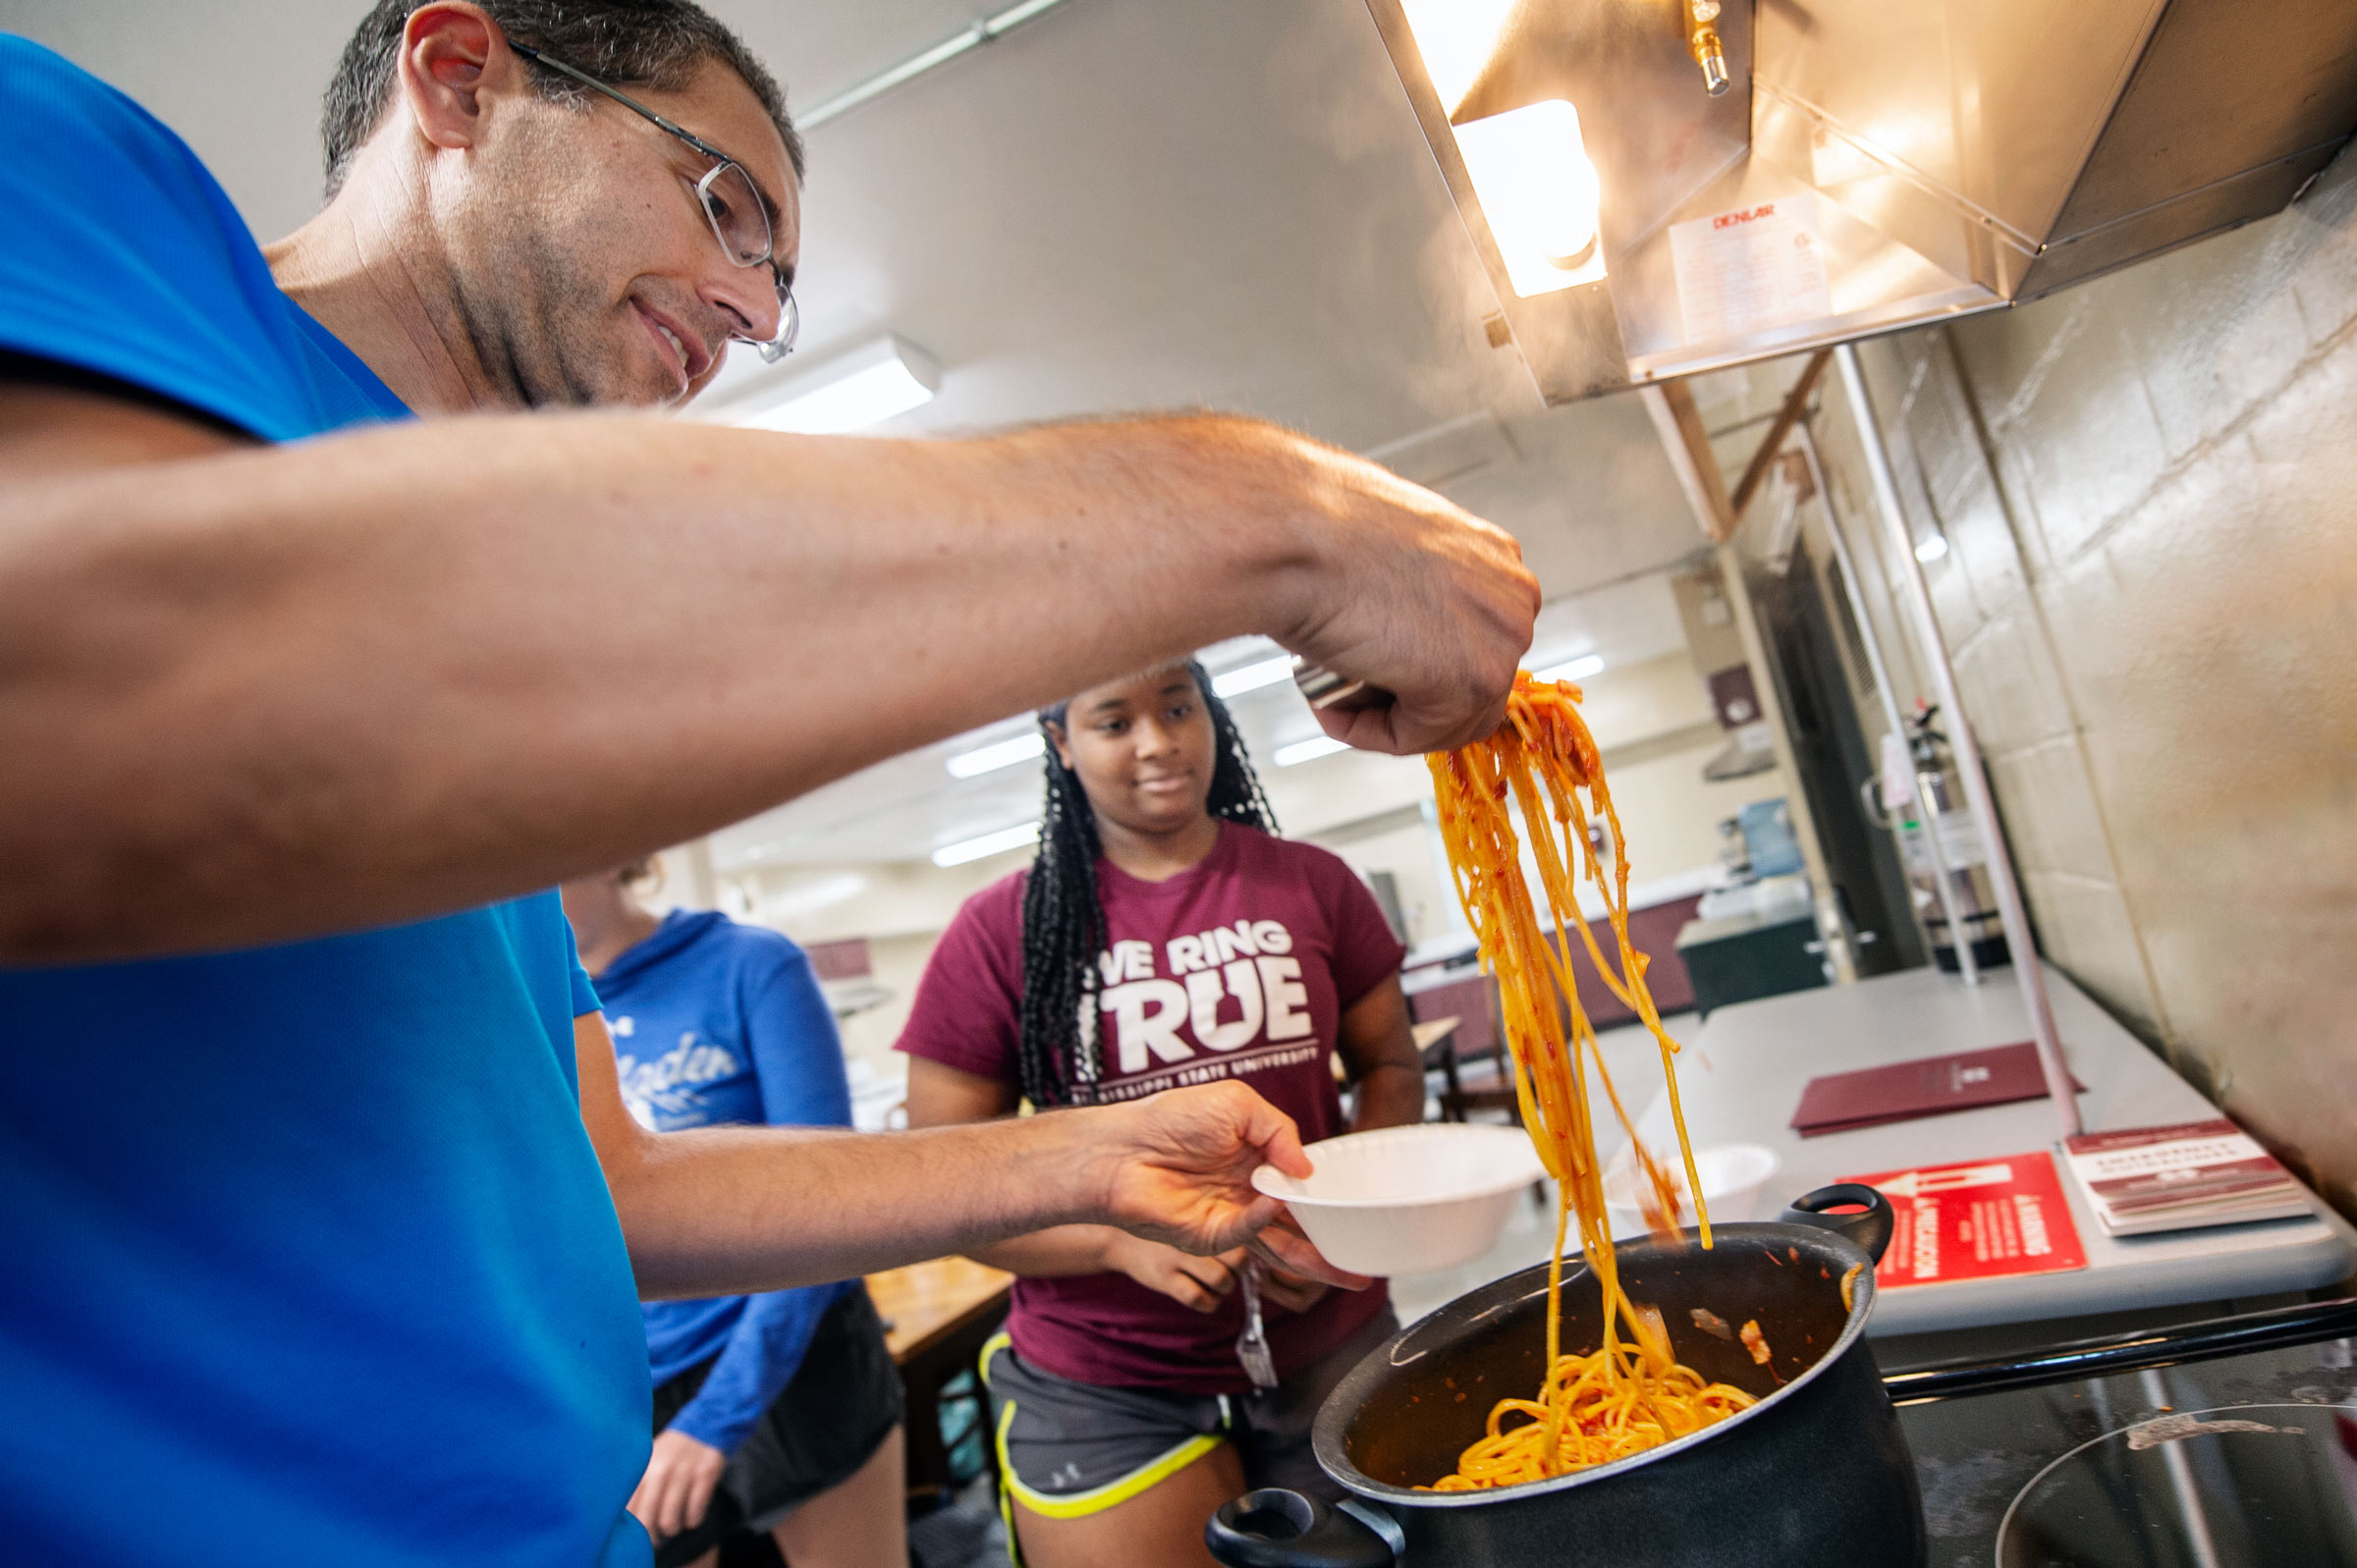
[1914,534,1950,563]
[1211,655,1295,699]
[1532,653,1607,684]
[738,335,941,435]
[1275,734,1350,767]
[1452,100,1607,297]
[1398,0,1518,116]
[932,821,1041,868]
[946,732,1045,779]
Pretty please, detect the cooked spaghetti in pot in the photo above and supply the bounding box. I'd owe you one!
[1423,674,1755,1490]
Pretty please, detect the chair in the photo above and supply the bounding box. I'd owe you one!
[1404,970,1521,1125]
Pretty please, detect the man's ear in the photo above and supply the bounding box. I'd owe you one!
[398,2,518,153]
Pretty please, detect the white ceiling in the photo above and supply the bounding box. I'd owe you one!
[3,0,1721,866]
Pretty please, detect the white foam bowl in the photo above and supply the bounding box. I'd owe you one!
[1603,1142,1781,1239]
[1250,1124,1548,1276]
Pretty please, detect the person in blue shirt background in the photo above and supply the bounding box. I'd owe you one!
[0,0,1532,1562]
[566,862,907,1568]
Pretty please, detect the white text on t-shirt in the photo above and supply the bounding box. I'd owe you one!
[1094,919,1315,1075]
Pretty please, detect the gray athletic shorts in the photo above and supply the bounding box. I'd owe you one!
[979,1305,1398,1522]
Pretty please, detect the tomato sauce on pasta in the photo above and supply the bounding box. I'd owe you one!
[1423,673,1755,1490]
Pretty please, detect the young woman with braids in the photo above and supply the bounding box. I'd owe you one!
[899,661,1426,1568]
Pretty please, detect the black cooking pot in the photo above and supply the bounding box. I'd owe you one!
[1208,1184,1922,1568]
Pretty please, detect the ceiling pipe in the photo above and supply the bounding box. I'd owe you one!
[1833,342,2077,1135]
[800,0,1075,130]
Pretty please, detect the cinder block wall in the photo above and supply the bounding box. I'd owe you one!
[1808,147,2357,1218]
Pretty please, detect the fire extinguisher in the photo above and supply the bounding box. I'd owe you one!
[1867,704,2009,975]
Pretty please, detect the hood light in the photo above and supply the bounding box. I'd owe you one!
[1451,100,1607,297]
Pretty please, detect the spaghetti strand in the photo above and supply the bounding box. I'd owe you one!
[1424,674,1752,1490]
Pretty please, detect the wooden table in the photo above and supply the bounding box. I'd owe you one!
[1411,1016,1461,1059]
[864,1256,1014,1507]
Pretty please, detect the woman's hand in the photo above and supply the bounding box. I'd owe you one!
[1254,1264,1333,1316]
[1105,1233,1246,1312]
[627,1428,728,1542]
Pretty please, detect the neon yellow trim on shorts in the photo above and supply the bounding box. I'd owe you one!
[979,1333,1024,1567]
[979,1333,1227,1525]
[996,1398,1226,1520]
[979,1329,1013,1390]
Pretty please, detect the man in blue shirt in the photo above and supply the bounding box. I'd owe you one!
[0,2,1539,1564]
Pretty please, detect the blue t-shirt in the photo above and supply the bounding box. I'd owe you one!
[596,911,856,1456]
[0,37,652,1568]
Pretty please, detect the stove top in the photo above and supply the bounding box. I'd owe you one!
[1897,1333,2357,1567]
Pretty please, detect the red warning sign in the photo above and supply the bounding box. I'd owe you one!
[1839,1151,2088,1288]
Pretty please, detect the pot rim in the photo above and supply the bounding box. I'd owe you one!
[1314,1219,1882,1510]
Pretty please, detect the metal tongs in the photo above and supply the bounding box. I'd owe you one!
[1288,658,1389,715]
[1236,1261,1280,1390]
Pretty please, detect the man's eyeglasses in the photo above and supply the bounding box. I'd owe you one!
[509,40,798,362]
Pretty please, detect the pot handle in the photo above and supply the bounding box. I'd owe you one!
[1205,1489,1398,1567]
[1778,1182,1895,1263]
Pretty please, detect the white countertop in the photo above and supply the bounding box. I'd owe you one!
[1629,963,2355,1337]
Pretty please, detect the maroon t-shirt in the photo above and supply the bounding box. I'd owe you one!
[897,822,1405,1393]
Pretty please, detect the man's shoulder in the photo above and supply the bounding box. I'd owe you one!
[0,35,404,442]
[480,891,592,975]
[0,35,261,297]
[2,35,180,150]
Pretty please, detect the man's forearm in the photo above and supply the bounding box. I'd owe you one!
[611,1113,1124,1298]
[576,1022,1348,1297]
[0,409,1321,960]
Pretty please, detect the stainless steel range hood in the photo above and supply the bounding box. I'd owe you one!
[1367,0,2357,403]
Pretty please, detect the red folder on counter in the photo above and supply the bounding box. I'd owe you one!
[1790,1042,2081,1138]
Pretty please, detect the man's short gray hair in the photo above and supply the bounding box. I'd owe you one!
[321,0,802,199]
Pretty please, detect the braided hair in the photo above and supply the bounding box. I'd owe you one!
[1014,659,1279,1108]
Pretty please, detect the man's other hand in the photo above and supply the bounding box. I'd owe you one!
[1083,1081,1371,1290]
[627,1428,728,1542]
